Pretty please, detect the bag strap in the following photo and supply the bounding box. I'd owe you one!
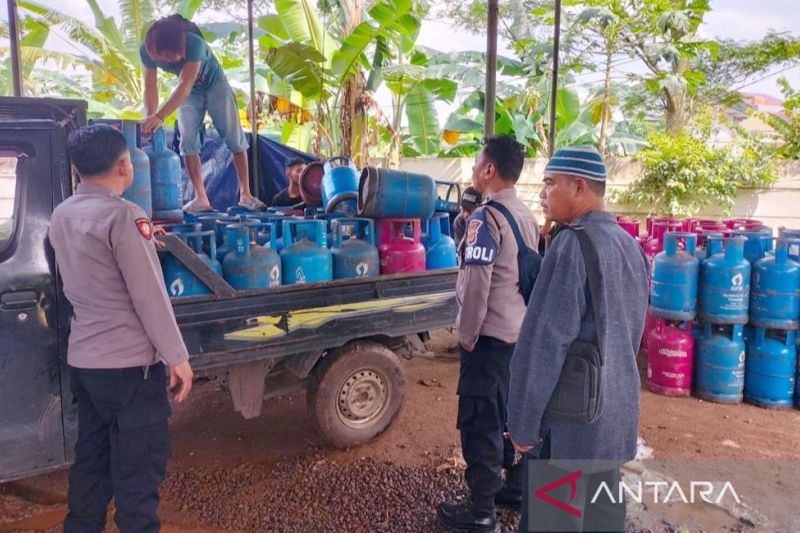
[485,200,528,254]
[563,224,605,366]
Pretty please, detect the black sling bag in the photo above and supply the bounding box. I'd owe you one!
[543,224,605,424]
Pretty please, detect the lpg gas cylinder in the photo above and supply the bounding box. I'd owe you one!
[213,216,242,261]
[779,228,800,262]
[173,230,223,297]
[121,121,152,217]
[422,213,457,270]
[617,218,640,239]
[745,328,797,408]
[331,218,379,279]
[699,236,751,324]
[160,223,201,297]
[280,220,333,284]
[245,214,286,251]
[730,230,769,263]
[147,127,183,222]
[647,319,694,396]
[694,230,725,261]
[223,224,281,290]
[321,156,359,214]
[378,219,426,275]
[641,306,658,351]
[694,323,746,403]
[650,232,699,321]
[750,239,800,329]
[359,167,437,220]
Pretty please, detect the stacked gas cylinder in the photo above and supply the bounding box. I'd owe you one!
[623,214,800,409]
[156,156,460,297]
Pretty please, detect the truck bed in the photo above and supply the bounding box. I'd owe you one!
[172,269,458,371]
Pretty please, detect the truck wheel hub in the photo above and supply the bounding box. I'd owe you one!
[337,369,387,428]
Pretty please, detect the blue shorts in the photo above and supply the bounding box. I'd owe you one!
[177,77,249,156]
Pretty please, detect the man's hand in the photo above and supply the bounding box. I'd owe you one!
[153,225,167,250]
[141,114,164,136]
[506,432,533,453]
[169,360,193,403]
[460,341,475,353]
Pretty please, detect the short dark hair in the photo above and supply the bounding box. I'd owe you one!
[285,157,306,170]
[482,135,525,183]
[68,125,128,178]
[564,174,607,197]
[145,18,186,58]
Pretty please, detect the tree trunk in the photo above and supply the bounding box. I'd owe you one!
[665,57,689,135]
[337,0,363,158]
[598,47,613,156]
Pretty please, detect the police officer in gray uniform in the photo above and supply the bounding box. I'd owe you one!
[48,125,194,533]
[438,135,539,532]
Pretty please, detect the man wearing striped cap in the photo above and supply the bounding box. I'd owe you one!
[506,146,648,532]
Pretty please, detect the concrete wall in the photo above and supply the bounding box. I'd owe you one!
[386,158,800,231]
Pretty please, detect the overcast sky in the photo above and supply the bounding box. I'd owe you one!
[2,0,798,101]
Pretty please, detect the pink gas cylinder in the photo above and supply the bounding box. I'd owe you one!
[647,318,694,396]
[651,220,684,251]
[378,218,426,274]
[618,219,641,239]
[725,218,764,230]
[646,216,675,236]
[642,306,659,351]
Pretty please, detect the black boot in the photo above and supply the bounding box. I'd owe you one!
[494,484,522,511]
[437,500,501,532]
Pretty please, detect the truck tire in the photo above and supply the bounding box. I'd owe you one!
[307,341,406,448]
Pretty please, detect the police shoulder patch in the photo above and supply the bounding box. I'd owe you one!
[135,218,153,240]
[463,209,498,266]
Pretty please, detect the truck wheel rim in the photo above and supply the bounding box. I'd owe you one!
[337,369,388,429]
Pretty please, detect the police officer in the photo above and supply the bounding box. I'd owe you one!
[437,135,539,532]
[48,125,194,533]
[452,186,482,245]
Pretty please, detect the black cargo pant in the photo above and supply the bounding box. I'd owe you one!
[64,363,172,533]
[520,435,627,533]
[458,336,523,515]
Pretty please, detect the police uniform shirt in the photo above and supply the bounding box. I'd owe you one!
[48,183,189,369]
[456,188,539,349]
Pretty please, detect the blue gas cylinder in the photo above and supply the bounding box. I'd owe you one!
[422,213,457,270]
[750,239,800,329]
[147,127,183,222]
[780,228,800,262]
[650,232,699,321]
[318,212,347,248]
[223,224,281,290]
[245,214,286,252]
[699,236,751,324]
[331,218,379,279]
[227,205,256,216]
[185,212,226,232]
[358,166,437,220]
[731,230,769,263]
[280,220,332,285]
[321,156,359,214]
[161,226,219,298]
[121,121,152,218]
[213,216,242,261]
[694,323,746,403]
[744,328,796,408]
[694,231,724,261]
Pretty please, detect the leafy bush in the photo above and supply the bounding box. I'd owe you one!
[616,110,776,217]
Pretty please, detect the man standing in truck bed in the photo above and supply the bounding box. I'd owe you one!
[49,124,193,533]
[140,15,265,213]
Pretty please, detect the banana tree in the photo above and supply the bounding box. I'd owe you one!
[259,0,430,161]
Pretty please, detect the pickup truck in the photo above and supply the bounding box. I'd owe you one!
[0,97,458,483]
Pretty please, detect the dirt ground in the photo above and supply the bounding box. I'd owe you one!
[2,329,800,532]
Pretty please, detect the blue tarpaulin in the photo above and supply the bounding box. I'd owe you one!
[172,129,316,210]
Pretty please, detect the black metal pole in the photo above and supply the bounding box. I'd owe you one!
[484,0,498,137]
[247,0,259,199]
[7,0,23,96]
[547,0,562,157]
